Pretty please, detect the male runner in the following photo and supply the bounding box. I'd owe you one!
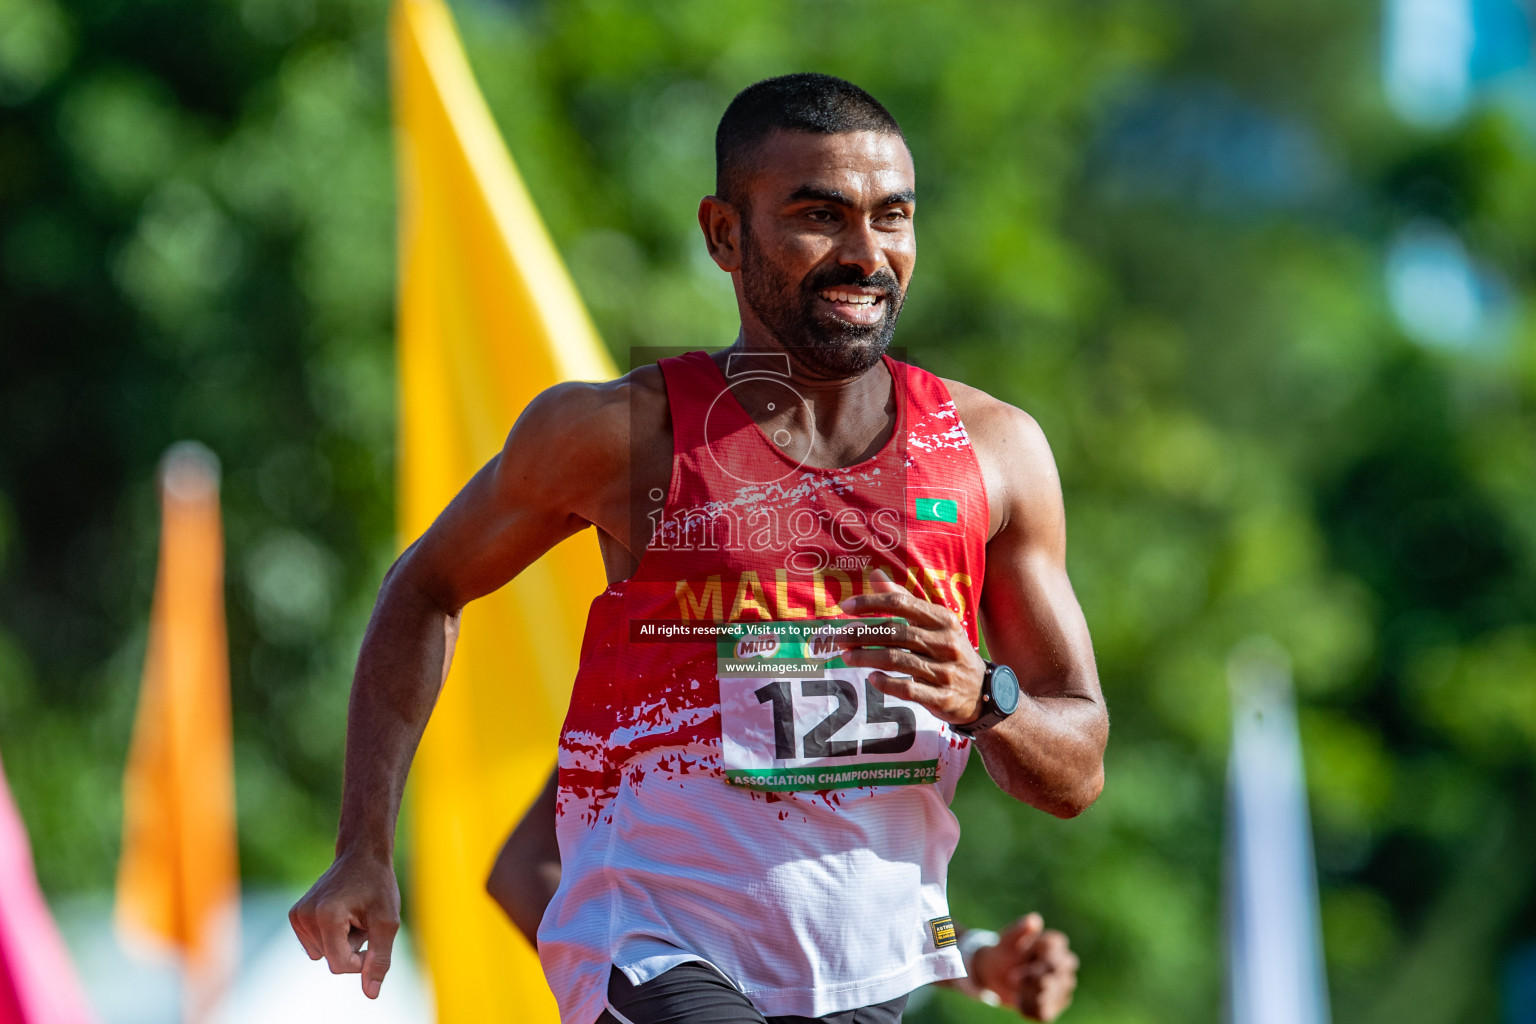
[487,770,1081,1020]
[289,73,1106,1024]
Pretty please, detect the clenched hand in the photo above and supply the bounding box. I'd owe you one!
[972,913,1080,1021]
[288,850,401,1000]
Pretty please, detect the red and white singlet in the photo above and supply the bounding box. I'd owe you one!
[537,351,990,1023]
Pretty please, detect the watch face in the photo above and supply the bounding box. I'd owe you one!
[991,665,1022,715]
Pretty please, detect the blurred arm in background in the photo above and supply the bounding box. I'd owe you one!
[485,769,561,945]
[486,768,1079,1022]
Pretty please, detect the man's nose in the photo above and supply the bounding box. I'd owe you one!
[836,219,887,279]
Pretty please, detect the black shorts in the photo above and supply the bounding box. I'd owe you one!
[596,963,909,1024]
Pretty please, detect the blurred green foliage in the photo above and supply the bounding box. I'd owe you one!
[2,0,1534,1022]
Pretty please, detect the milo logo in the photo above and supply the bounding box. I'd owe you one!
[734,632,781,659]
[805,624,843,661]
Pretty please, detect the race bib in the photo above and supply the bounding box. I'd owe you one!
[718,618,950,792]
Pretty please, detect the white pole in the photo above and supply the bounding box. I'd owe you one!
[1224,638,1332,1024]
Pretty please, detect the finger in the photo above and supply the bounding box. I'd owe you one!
[840,569,958,627]
[1034,974,1077,1022]
[976,914,1050,1007]
[841,647,937,685]
[979,915,1044,995]
[1020,952,1071,982]
[318,909,364,975]
[868,671,938,705]
[1020,979,1072,1023]
[858,661,982,724]
[1017,950,1078,1021]
[836,621,965,665]
[1026,948,1079,981]
[828,618,928,652]
[829,616,914,646]
[361,917,398,1000]
[288,902,324,961]
[868,669,983,726]
[1029,929,1071,965]
[839,588,956,629]
[999,912,1045,953]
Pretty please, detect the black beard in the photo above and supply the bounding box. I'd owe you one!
[740,230,905,378]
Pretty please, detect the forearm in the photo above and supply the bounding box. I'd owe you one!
[976,553,1106,816]
[335,556,460,862]
[975,692,1105,817]
[290,405,605,997]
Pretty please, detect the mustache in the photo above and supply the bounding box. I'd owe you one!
[802,266,901,300]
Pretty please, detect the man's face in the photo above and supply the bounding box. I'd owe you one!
[735,130,916,377]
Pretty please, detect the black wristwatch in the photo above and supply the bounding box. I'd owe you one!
[954,661,1021,736]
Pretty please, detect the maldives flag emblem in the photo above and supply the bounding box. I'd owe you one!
[914,496,959,524]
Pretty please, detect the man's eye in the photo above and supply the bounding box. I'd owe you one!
[806,209,835,222]
[882,210,910,222]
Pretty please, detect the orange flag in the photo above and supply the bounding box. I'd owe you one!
[116,443,240,1024]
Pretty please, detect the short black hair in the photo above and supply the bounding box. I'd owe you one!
[715,73,904,204]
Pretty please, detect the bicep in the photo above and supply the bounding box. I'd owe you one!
[402,386,603,613]
[977,414,1099,701]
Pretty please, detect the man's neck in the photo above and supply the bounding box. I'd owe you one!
[712,331,897,470]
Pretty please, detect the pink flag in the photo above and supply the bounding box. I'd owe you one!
[0,751,98,1024]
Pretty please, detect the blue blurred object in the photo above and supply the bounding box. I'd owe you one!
[1092,82,1337,212]
[1507,944,1536,1024]
[1385,220,1512,353]
[1471,0,1533,81]
[1383,0,1532,126]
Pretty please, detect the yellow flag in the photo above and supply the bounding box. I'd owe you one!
[390,1,616,1020]
[116,442,239,1024]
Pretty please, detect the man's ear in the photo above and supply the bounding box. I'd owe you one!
[698,195,743,273]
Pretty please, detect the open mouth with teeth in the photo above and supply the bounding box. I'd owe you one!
[817,287,889,326]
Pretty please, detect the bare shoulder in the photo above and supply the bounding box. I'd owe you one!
[941,377,1062,538]
[508,364,667,461]
[943,378,1051,456]
[499,365,669,514]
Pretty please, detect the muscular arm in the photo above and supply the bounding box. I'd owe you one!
[971,404,1106,817]
[289,381,628,998]
[839,395,1105,818]
[331,387,597,860]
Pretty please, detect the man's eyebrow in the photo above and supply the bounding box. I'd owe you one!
[784,185,917,206]
[787,185,853,205]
